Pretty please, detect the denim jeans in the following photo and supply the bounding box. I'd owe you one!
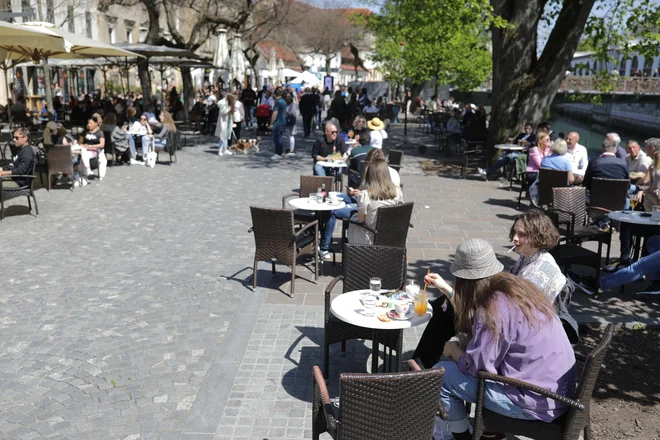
[321,193,357,250]
[314,163,332,176]
[487,152,520,174]
[433,360,536,436]
[127,133,137,159]
[602,235,660,290]
[272,125,285,155]
[140,136,151,156]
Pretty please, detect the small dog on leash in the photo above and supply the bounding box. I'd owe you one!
[231,138,260,154]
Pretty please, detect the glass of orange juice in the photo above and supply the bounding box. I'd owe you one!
[414,292,428,315]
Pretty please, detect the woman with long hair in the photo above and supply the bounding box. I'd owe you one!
[215,93,235,156]
[428,239,575,440]
[347,158,403,245]
[526,133,552,181]
[634,150,660,211]
[142,111,177,167]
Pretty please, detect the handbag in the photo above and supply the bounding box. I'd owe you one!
[286,113,296,127]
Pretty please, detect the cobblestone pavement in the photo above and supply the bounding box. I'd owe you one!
[0,121,657,439]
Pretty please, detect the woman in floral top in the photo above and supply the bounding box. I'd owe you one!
[509,210,566,302]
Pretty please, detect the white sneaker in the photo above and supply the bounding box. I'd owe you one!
[148,152,157,168]
[130,158,143,165]
[81,178,88,187]
[477,167,487,175]
[218,150,224,156]
[225,150,233,155]
[287,150,295,155]
[271,154,282,160]
[319,250,332,260]
[74,179,80,187]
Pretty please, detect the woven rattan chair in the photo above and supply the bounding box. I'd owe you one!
[46,144,76,190]
[324,244,407,378]
[282,175,334,226]
[387,149,403,173]
[0,160,39,220]
[248,206,318,297]
[537,168,570,207]
[342,202,414,249]
[460,139,486,178]
[312,360,445,440]
[472,323,614,440]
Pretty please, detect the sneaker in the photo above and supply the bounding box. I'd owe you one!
[284,149,290,154]
[74,179,80,187]
[225,150,233,155]
[603,259,628,273]
[271,154,282,160]
[319,250,332,260]
[477,167,487,175]
[130,158,143,165]
[286,150,295,155]
[218,150,224,156]
[148,152,157,168]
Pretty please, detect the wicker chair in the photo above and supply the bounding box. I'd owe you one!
[537,168,570,207]
[460,139,486,178]
[282,175,334,226]
[248,206,318,296]
[45,144,76,190]
[387,149,403,173]
[472,323,614,440]
[342,202,414,249]
[0,160,39,220]
[312,360,445,440]
[324,244,407,378]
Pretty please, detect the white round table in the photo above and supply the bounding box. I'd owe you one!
[317,161,348,191]
[331,290,432,372]
[495,144,525,151]
[288,197,346,211]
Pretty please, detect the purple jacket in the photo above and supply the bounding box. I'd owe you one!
[458,292,576,422]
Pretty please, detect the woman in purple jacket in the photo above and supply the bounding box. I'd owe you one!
[427,238,576,440]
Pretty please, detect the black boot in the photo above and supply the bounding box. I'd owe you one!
[452,430,472,440]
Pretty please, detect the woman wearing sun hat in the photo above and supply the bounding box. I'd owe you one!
[427,238,576,440]
[367,117,388,149]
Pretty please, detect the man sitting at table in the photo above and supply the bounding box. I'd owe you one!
[311,121,347,176]
[564,131,589,184]
[0,128,34,187]
[583,138,629,191]
[626,140,652,189]
[479,122,535,177]
[347,132,374,188]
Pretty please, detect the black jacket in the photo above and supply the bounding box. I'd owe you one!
[3,146,34,187]
[311,136,347,163]
[299,94,316,115]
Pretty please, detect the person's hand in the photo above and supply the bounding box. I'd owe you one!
[443,341,463,361]
[636,191,644,202]
[424,273,452,295]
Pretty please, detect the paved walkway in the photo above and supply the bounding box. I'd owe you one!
[0,121,657,439]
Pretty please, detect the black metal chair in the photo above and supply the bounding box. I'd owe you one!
[248,206,319,297]
[387,149,403,173]
[323,244,407,378]
[154,130,178,165]
[460,139,486,178]
[282,175,334,227]
[0,159,39,220]
[472,324,615,440]
[342,202,414,249]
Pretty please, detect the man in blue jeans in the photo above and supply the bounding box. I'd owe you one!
[601,235,660,294]
[270,89,287,160]
[319,193,357,260]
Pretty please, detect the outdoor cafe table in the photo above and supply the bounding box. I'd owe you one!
[609,211,660,260]
[495,144,526,187]
[288,196,346,236]
[316,160,347,192]
[331,289,432,373]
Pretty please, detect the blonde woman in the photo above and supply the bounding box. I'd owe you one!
[142,111,177,168]
[215,93,235,156]
[526,133,552,182]
[635,150,660,211]
[347,159,403,245]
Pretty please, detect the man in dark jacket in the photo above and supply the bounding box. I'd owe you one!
[1,127,34,187]
[583,137,629,190]
[240,87,257,129]
[299,88,316,137]
[311,121,347,176]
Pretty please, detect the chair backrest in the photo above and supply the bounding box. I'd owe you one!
[342,244,406,293]
[553,187,587,227]
[250,206,296,263]
[563,323,615,438]
[590,178,630,212]
[538,168,569,206]
[388,149,404,171]
[299,175,334,198]
[46,144,74,176]
[373,202,414,248]
[337,367,445,440]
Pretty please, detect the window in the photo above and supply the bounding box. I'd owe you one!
[46,0,54,23]
[127,29,133,43]
[108,25,116,44]
[139,28,147,43]
[85,12,92,38]
[68,6,75,33]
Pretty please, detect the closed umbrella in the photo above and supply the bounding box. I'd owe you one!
[269,47,277,82]
[214,29,229,85]
[277,59,285,85]
[230,34,246,88]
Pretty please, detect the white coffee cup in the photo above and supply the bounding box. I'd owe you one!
[329,192,338,204]
[394,302,409,317]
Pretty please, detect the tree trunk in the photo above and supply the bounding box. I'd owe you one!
[42,59,53,114]
[325,56,332,81]
[180,66,195,112]
[487,0,596,161]
[137,58,154,113]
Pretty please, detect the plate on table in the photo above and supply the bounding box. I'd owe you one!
[387,309,411,321]
[326,200,342,207]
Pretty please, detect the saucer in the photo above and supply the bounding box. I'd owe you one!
[387,309,410,321]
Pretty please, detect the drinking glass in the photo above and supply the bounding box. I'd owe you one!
[310,192,318,203]
[405,280,420,299]
[362,292,377,316]
[369,277,382,293]
[317,192,324,203]
[630,195,638,210]
[414,292,428,315]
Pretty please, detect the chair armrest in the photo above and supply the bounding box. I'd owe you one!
[281,192,299,209]
[325,275,343,296]
[0,174,36,180]
[586,206,612,215]
[477,371,585,411]
[294,220,319,237]
[312,365,338,435]
[343,218,375,234]
[547,208,576,236]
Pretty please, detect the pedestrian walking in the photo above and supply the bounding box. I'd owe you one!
[215,92,235,156]
[270,89,287,160]
[299,88,315,138]
[240,86,256,129]
[284,92,298,155]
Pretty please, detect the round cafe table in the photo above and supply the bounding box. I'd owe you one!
[609,211,660,260]
[494,144,525,152]
[317,160,348,192]
[494,144,526,188]
[288,197,346,243]
[331,290,432,373]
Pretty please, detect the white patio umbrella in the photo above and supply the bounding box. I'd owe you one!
[229,34,246,88]
[269,47,277,81]
[277,59,285,85]
[213,29,230,85]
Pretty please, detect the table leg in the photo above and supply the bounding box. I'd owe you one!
[371,329,380,374]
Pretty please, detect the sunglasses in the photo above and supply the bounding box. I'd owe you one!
[13,136,23,140]
[329,131,338,135]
